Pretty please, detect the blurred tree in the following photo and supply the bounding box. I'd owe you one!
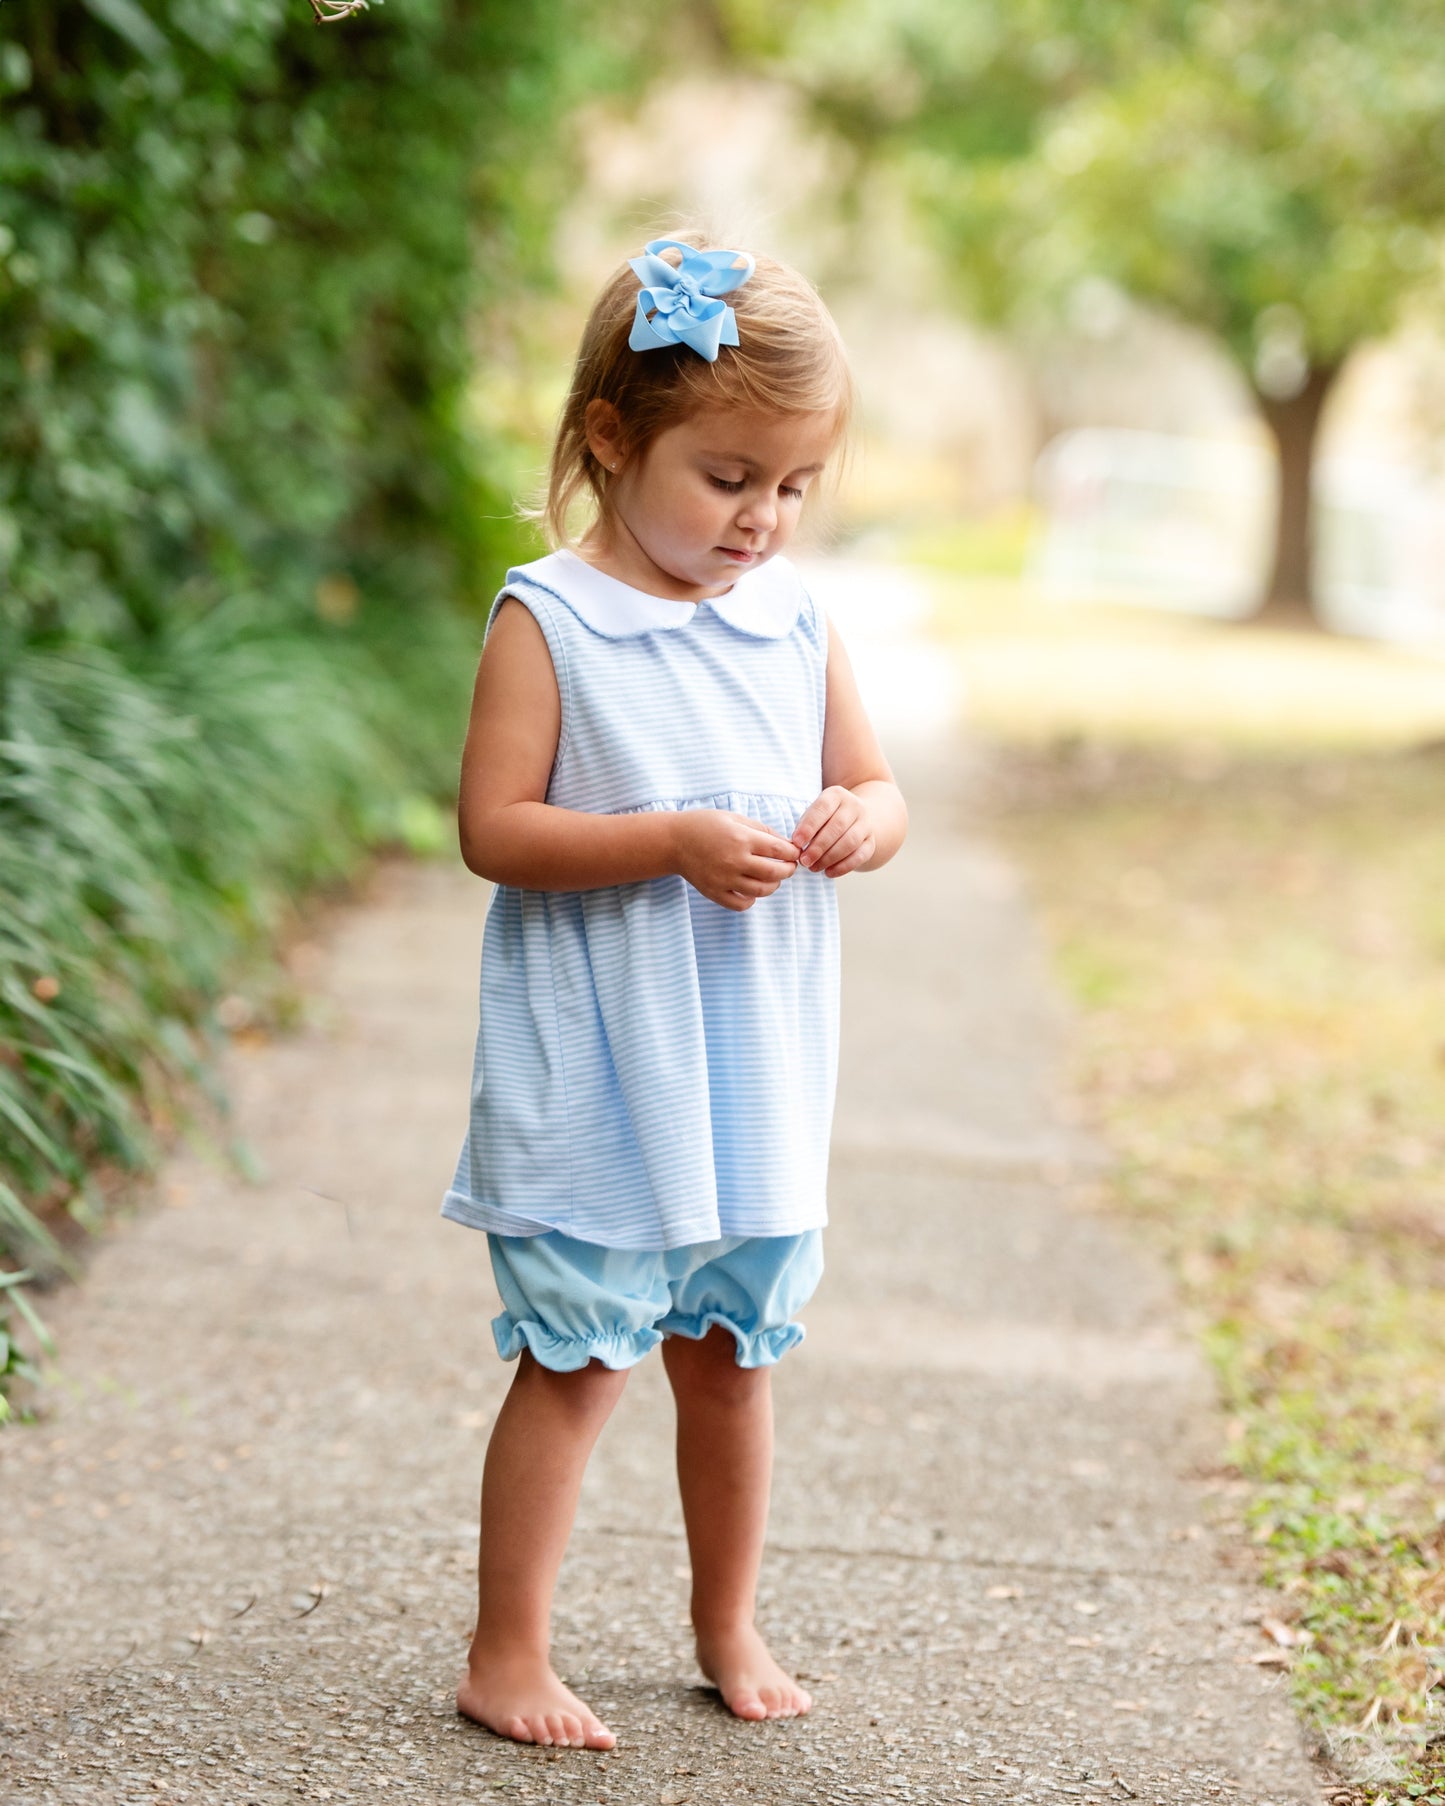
[788,0,1445,622]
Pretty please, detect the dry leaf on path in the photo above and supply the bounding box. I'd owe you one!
[296,1582,330,1618]
[1414,1567,1445,1609]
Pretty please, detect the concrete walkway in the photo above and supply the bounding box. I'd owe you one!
[1,745,1330,1805]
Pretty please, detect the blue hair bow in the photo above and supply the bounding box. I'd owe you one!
[627,237,756,363]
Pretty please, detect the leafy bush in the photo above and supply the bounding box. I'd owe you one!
[0,0,642,1412]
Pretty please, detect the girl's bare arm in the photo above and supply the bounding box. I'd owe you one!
[791,614,908,876]
[457,598,798,900]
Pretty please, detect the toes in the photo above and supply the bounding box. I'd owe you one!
[583,1719,617,1750]
[499,1715,534,1744]
[729,1689,768,1721]
[556,1713,586,1748]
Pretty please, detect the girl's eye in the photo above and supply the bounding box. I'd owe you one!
[708,476,807,499]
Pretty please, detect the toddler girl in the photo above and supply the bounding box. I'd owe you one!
[439,233,908,1750]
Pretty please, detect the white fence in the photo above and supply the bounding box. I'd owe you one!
[1029,427,1445,644]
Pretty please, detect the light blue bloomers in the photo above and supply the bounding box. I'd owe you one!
[487,1228,824,1373]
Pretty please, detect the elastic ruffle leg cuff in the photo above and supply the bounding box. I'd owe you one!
[657,1309,806,1369]
[490,1312,662,1373]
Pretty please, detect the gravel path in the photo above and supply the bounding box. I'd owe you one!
[0,742,1332,1806]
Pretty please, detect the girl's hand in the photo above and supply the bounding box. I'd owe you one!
[791,785,876,879]
[675,810,801,912]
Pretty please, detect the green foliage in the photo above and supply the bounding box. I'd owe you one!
[0,0,653,1407]
[0,593,479,1264]
[0,0,604,651]
[788,0,1445,371]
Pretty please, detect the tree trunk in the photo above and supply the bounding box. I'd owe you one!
[1252,360,1343,629]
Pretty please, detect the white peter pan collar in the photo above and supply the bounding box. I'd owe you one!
[504,547,802,640]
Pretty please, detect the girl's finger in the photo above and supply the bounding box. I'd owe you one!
[738,814,794,838]
[744,853,800,881]
[798,812,855,869]
[794,817,844,867]
[825,834,875,878]
[810,826,866,873]
[790,802,836,850]
[741,821,800,860]
[731,871,783,896]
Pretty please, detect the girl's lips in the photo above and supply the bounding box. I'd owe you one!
[719,547,756,563]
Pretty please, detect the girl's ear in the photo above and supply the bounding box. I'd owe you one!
[584,398,627,472]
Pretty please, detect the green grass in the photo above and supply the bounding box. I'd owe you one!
[924,568,1445,750]
[890,505,1037,578]
[989,744,1445,1802]
[911,562,1445,1798]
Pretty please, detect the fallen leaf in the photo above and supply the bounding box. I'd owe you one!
[1306,1550,1354,1578]
[1415,1568,1445,1609]
[296,1581,330,1618]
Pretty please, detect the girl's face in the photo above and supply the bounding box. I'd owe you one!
[586,403,839,602]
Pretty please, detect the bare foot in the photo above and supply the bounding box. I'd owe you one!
[456,1654,616,1749]
[696,1624,812,1721]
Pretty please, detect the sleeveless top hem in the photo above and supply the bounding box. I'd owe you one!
[440,1187,829,1251]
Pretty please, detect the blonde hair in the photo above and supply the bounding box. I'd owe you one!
[536,234,854,548]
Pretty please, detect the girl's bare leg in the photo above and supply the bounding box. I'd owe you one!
[457,1350,628,1748]
[661,1326,812,1720]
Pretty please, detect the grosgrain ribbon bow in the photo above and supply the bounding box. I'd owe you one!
[627,238,756,363]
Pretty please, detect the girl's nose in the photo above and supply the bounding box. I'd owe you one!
[736,491,777,534]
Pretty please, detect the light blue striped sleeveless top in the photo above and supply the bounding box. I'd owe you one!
[440,547,840,1250]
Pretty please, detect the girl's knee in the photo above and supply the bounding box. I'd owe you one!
[516,1350,630,1414]
[664,1328,770,1403]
